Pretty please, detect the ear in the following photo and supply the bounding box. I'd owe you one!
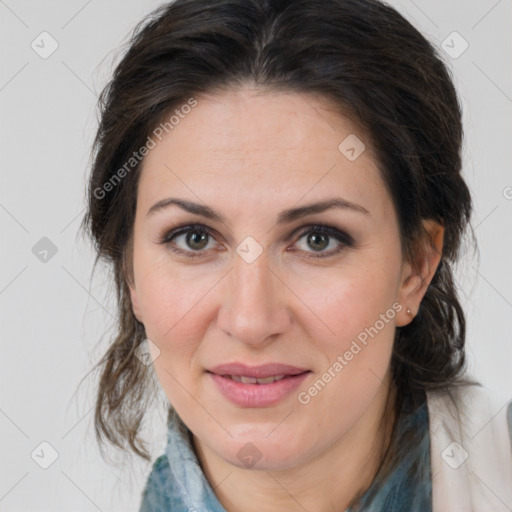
[129,282,143,323]
[395,218,444,327]
[123,238,144,324]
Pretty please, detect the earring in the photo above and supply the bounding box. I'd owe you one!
[406,308,412,316]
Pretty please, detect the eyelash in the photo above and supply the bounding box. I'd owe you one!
[158,223,354,260]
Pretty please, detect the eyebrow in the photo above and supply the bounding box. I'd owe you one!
[146,197,370,224]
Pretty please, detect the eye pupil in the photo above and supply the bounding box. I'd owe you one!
[308,232,329,251]
[187,230,208,250]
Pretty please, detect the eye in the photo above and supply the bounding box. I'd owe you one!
[159,224,217,258]
[292,224,353,258]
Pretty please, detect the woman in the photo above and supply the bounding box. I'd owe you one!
[81,0,512,510]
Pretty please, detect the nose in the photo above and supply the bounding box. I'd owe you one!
[216,249,291,347]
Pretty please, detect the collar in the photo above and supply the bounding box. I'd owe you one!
[163,409,227,512]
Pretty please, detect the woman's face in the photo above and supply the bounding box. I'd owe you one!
[128,85,420,470]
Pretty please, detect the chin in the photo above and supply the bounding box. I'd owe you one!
[208,427,314,471]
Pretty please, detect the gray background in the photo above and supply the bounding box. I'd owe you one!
[1,0,511,510]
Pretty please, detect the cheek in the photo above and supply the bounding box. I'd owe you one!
[292,279,396,430]
[137,275,180,336]
[134,263,215,372]
[134,246,209,334]
[135,270,208,407]
[289,263,399,411]
[291,263,398,347]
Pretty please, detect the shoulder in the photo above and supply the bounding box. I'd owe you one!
[425,382,512,511]
[426,381,512,450]
[426,382,511,435]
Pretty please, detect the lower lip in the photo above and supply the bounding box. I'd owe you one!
[208,371,310,407]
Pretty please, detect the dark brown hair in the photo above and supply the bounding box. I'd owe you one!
[80,0,479,504]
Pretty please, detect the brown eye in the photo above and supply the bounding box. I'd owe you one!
[306,232,330,252]
[294,225,353,258]
[160,224,216,258]
[184,229,209,250]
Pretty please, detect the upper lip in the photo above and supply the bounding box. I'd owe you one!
[208,363,309,378]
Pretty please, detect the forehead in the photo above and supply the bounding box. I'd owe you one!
[137,86,394,222]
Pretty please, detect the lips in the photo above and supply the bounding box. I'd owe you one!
[208,362,309,379]
[207,362,311,407]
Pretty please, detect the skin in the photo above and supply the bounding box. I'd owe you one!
[128,85,444,511]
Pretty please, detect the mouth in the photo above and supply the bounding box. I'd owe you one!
[220,374,290,384]
[207,362,310,379]
[206,362,311,407]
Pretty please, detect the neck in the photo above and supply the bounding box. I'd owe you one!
[192,378,397,512]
